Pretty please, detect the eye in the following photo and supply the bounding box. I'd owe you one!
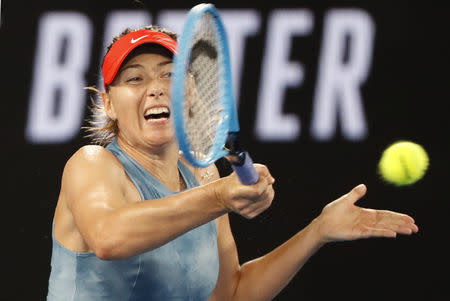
[126,76,142,82]
[162,72,173,79]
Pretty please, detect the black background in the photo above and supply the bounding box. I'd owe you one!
[1,0,449,300]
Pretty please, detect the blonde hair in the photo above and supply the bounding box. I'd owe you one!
[83,25,178,146]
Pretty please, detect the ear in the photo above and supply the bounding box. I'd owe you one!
[101,91,117,120]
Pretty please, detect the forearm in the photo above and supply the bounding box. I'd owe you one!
[233,219,324,301]
[93,182,227,259]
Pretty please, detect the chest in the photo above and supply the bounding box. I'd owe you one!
[131,221,220,300]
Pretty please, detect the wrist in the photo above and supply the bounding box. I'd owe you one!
[308,217,328,247]
[202,179,230,213]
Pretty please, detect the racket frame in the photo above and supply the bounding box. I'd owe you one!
[172,3,259,184]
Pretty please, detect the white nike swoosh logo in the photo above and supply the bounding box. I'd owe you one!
[131,35,149,43]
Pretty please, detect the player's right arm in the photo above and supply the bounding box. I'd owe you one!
[55,145,273,260]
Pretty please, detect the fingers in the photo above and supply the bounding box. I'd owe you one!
[376,221,416,236]
[357,209,419,238]
[239,184,275,219]
[235,164,274,200]
[387,213,419,234]
[254,164,275,185]
[231,166,275,219]
[358,226,397,239]
[373,210,419,233]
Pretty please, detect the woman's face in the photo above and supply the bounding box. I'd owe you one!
[105,52,175,149]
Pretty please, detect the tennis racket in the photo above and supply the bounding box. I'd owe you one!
[171,3,259,185]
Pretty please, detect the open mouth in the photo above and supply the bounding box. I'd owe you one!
[144,106,171,121]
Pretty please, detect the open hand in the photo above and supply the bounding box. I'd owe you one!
[314,184,419,243]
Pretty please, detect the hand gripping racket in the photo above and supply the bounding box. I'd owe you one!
[171,3,259,185]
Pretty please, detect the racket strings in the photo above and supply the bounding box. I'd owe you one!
[183,13,224,161]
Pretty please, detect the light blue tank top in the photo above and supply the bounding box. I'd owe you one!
[47,139,220,301]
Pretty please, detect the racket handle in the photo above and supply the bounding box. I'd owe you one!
[231,152,259,185]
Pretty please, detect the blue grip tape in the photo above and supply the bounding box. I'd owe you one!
[231,152,259,185]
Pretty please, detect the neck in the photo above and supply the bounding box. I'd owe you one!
[116,136,184,191]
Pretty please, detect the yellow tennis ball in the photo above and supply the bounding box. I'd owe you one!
[378,141,429,186]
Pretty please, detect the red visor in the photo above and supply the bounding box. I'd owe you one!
[102,29,178,89]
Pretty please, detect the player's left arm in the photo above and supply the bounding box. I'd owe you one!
[209,206,324,301]
[202,162,321,301]
[208,182,419,301]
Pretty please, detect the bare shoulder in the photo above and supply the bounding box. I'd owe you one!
[179,155,220,185]
[61,145,128,200]
[63,145,124,179]
[67,145,119,168]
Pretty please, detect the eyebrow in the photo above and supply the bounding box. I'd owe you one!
[158,60,173,67]
[119,64,143,73]
[121,60,173,72]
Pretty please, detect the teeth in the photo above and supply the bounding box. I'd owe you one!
[145,107,169,116]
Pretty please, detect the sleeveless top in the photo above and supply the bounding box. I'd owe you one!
[47,139,220,301]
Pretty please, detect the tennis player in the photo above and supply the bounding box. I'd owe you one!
[46,26,418,301]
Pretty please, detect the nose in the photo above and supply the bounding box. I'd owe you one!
[148,88,164,98]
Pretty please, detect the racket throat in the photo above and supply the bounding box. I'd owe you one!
[225,132,247,166]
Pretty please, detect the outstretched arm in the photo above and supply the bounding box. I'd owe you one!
[210,184,418,301]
